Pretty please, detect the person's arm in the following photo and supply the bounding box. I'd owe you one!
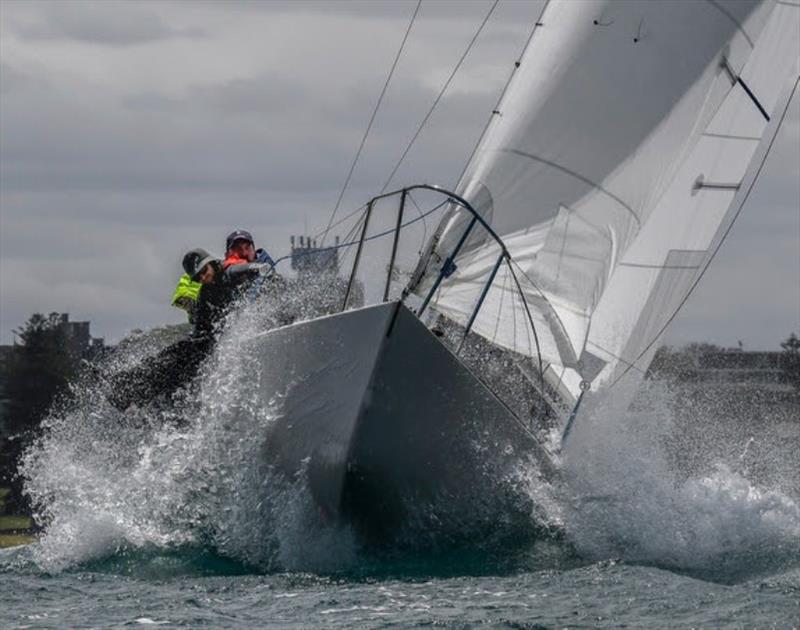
[224,262,263,287]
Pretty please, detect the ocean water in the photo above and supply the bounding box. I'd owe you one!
[2,307,799,629]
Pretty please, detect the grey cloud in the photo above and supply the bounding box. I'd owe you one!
[0,63,35,95]
[175,0,544,25]
[11,0,205,46]
[0,188,353,343]
[664,211,800,349]
[1,0,796,347]
[1,56,500,202]
[5,0,542,51]
[124,74,311,117]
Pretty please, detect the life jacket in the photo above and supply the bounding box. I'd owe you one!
[171,274,202,309]
[222,253,248,270]
[223,248,274,270]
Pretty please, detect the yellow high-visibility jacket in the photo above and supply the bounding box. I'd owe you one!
[171,274,202,318]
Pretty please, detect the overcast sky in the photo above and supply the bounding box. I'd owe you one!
[1,0,798,349]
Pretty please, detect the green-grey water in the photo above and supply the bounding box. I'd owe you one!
[3,560,798,628]
[2,310,798,628]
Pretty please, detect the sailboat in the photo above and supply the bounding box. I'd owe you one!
[243,0,799,545]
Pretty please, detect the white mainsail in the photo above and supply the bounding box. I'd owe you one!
[413,0,800,402]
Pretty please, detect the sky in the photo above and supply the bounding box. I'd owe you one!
[0,0,798,349]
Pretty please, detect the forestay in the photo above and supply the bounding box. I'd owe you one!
[412,0,800,402]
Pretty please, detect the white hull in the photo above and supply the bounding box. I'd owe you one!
[247,301,554,545]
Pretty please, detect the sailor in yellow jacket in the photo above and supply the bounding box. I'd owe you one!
[171,273,202,323]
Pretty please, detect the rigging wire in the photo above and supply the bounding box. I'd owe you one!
[505,259,546,395]
[491,259,509,341]
[317,0,520,252]
[273,198,451,268]
[313,203,367,241]
[406,192,429,255]
[319,0,423,246]
[585,340,648,376]
[607,75,800,391]
[335,213,368,273]
[379,0,500,194]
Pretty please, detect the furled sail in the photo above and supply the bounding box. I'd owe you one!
[412,0,800,401]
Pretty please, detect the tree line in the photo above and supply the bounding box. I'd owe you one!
[0,314,89,515]
[647,334,800,389]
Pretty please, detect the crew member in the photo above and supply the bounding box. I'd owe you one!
[222,229,281,299]
[223,229,274,270]
[182,248,233,339]
[110,248,261,411]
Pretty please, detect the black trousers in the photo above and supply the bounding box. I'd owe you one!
[108,336,214,410]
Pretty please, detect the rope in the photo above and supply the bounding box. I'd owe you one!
[314,203,367,242]
[379,0,500,194]
[319,0,423,245]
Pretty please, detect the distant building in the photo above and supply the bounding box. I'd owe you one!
[694,350,785,386]
[0,313,105,371]
[649,345,790,389]
[55,314,105,360]
[287,235,365,310]
[290,235,340,276]
[0,315,105,431]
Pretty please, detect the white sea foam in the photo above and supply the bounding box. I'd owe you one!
[17,285,799,579]
[556,381,800,578]
[19,295,357,574]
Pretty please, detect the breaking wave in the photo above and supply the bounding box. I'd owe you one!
[14,295,360,575]
[557,380,800,583]
[6,283,798,583]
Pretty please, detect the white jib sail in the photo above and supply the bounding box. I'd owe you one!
[415,0,800,402]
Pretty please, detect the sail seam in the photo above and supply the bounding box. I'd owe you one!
[564,207,613,242]
[554,209,571,283]
[503,149,642,227]
[618,262,701,270]
[704,0,755,48]
[547,252,608,265]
